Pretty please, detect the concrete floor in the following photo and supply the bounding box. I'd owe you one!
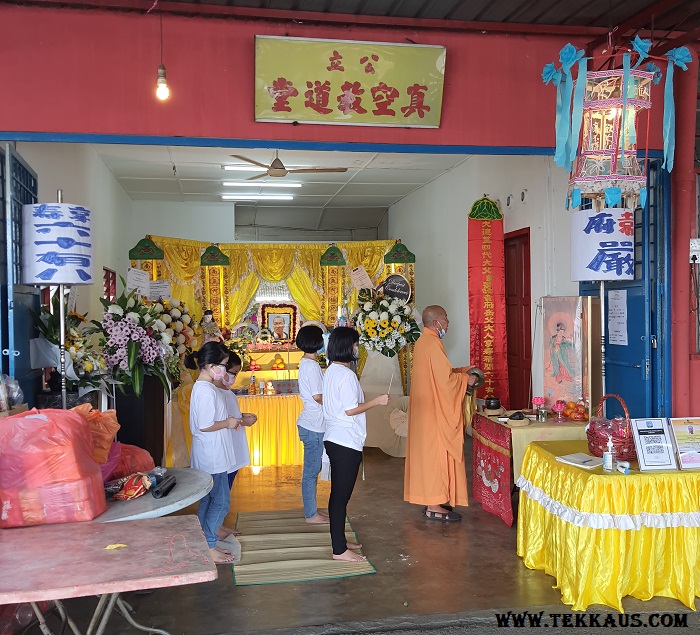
[62,437,696,634]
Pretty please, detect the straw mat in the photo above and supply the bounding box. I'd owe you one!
[232,509,375,585]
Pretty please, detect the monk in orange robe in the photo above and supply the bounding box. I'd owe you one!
[404,305,476,521]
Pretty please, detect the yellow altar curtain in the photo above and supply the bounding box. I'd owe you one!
[517,440,700,612]
[147,237,396,326]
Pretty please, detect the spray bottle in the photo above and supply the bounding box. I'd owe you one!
[602,435,617,472]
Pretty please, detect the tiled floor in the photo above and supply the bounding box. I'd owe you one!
[62,438,694,634]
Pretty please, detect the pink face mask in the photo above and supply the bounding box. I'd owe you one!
[210,365,226,381]
[221,372,237,388]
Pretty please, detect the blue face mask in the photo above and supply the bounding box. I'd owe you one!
[435,321,446,339]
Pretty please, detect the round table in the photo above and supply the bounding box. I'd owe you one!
[94,467,213,523]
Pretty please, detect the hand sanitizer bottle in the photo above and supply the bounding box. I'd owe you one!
[602,435,616,472]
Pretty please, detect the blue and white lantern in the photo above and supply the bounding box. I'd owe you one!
[22,203,93,285]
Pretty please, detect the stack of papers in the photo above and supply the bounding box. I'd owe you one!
[555,453,603,469]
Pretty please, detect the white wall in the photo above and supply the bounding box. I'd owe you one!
[16,142,131,321]
[126,201,236,246]
[388,154,577,398]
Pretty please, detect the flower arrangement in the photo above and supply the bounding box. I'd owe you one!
[87,282,178,398]
[224,337,251,370]
[355,288,421,358]
[30,294,104,390]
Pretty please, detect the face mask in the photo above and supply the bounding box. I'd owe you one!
[221,372,237,388]
[210,364,226,381]
[435,321,446,339]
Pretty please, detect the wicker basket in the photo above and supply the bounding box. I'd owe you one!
[586,394,637,461]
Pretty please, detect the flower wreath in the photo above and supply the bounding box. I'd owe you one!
[256,328,273,345]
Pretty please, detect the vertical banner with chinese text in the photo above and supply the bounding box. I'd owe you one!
[255,36,445,128]
[468,198,510,408]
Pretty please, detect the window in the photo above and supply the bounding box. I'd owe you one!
[103,268,117,303]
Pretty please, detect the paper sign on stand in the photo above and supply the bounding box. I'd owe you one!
[67,287,77,314]
[126,267,150,296]
[608,289,628,346]
[349,265,373,291]
[148,280,171,301]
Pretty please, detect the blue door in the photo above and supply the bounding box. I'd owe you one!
[1,144,40,407]
[581,159,671,419]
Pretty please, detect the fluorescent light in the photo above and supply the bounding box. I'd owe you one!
[222,165,266,172]
[223,181,301,188]
[221,194,294,201]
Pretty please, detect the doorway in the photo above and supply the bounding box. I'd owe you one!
[505,228,531,409]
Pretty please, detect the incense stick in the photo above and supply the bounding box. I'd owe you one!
[388,373,394,395]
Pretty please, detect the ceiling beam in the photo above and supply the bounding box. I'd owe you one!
[6,0,609,36]
[650,22,700,54]
[585,0,686,53]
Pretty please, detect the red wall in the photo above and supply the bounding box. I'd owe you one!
[1,5,665,149]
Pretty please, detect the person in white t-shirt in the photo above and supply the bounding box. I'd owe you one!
[185,342,242,565]
[323,327,390,562]
[212,351,258,540]
[295,325,329,524]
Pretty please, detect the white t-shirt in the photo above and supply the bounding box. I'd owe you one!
[322,362,366,452]
[217,387,251,473]
[189,380,237,474]
[296,357,325,433]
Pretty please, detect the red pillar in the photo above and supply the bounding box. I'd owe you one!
[670,50,698,417]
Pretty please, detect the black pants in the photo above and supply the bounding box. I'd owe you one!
[324,440,362,555]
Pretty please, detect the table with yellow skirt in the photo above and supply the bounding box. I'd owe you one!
[167,374,305,468]
[516,440,700,612]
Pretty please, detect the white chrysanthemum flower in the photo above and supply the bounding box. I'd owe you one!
[181,306,189,314]
[108,305,123,316]
[170,299,181,308]
[173,321,184,332]
[177,344,186,354]
[388,303,398,313]
[190,338,198,348]
[181,314,191,325]
[160,333,172,344]
[176,334,186,344]
[126,297,136,309]
[157,319,168,332]
[165,328,174,338]
[363,302,372,311]
[153,302,163,313]
[380,300,389,307]
[161,314,172,324]
[170,308,182,319]
[404,307,411,315]
[127,311,140,323]
[369,311,379,320]
[380,312,389,322]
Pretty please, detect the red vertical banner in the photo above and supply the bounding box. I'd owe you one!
[468,197,510,408]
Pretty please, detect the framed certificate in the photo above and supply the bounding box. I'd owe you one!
[668,418,700,470]
[630,418,677,471]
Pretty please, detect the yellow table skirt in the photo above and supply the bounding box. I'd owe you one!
[516,440,700,612]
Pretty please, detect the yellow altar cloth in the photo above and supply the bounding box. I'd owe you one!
[516,440,700,612]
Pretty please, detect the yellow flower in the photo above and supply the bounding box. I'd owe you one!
[364,318,372,328]
[367,329,377,338]
[399,325,405,333]
[99,357,106,370]
[391,318,401,327]
[83,360,94,373]
[380,319,389,328]
[370,319,378,327]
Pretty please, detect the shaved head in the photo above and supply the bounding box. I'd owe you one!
[422,305,446,325]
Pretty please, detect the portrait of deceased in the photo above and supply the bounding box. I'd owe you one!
[260,304,298,343]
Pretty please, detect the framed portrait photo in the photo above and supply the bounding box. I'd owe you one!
[260,304,298,343]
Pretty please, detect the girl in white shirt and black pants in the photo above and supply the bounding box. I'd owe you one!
[323,327,389,562]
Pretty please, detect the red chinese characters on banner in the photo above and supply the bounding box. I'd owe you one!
[267,77,298,112]
[337,81,367,115]
[468,216,510,408]
[304,80,332,115]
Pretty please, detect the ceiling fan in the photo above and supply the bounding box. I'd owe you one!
[230,151,348,181]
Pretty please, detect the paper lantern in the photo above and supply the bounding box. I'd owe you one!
[22,203,93,285]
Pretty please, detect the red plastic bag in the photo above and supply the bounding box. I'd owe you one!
[100,441,122,483]
[72,403,121,464]
[0,408,107,527]
[111,443,155,480]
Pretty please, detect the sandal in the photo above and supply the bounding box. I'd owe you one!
[423,509,462,522]
[422,504,453,513]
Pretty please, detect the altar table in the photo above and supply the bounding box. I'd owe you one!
[0,515,217,635]
[516,440,700,612]
[471,413,588,526]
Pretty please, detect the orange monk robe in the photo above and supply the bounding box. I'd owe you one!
[404,329,472,507]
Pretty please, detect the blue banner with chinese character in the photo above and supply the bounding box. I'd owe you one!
[254,36,445,128]
[570,208,635,281]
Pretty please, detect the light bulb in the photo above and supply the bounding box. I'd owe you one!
[155,64,170,101]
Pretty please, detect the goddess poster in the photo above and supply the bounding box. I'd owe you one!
[542,296,584,409]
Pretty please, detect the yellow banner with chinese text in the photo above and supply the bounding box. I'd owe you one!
[255,36,445,128]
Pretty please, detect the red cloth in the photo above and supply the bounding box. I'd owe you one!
[471,414,513,526]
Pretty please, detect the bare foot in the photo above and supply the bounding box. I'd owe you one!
[305,513,330,524]
[318,509,329,517]
[347,541,362,550]
[217,526,241,539]
[332,550,367,562]
[210,547,235,564]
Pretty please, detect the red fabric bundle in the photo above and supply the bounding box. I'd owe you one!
[111,443,155,481]
[0,408,107,527]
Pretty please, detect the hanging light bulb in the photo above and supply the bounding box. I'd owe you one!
[156,64,170,101]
